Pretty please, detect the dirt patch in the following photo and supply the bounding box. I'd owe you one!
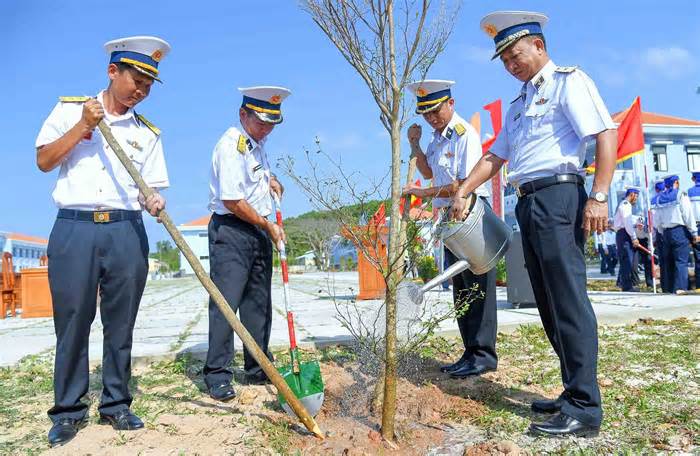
[289,362,498,455]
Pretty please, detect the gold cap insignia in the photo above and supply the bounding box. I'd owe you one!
[483,23,498,38]
[416,87,427,97]
[151,49,163,62]
[269,95,282,104]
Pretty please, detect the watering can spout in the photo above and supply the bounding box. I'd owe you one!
[420,259,470,293]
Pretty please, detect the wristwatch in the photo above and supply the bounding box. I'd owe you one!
[589,191,608,203]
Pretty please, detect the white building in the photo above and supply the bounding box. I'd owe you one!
[0,231,48,272]
[178,215,211,275]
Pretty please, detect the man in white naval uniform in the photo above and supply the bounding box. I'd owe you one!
[403,80,498,378]
[450,11,617,437]
[36,36,171,447]
[204,86,288,401]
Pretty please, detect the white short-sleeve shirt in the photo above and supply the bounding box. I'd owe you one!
[35,91,169,210]
[425,112,489,208]
[490,60,615,186]
[208,126,272,217]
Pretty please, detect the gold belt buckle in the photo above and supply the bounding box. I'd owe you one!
[94,211,110,223]
[515,186,523,198]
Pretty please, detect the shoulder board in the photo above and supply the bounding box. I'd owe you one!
[136,114,160,136]
[454,123,466,137]
[555,66,579,74]
[237,135,248,154]
[59,96,90,103]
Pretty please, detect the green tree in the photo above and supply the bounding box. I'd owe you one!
[151,240,180,272]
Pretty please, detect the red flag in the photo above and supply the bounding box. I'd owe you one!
[586,96,644,173]
[410,179,422,208]
[371,203,386,226]
[482,99,502,154]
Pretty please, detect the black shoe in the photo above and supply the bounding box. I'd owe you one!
[529,412,599,438]
[531,393,567,414]
[48,418,86,447]
[439,355,469,373]
[208,382,237,401]
[98,409,144,431]
[245,370,270,385]
[449,362,496,378]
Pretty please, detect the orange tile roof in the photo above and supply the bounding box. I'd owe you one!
[6,233,48,245]
[181,214,212,226]
[612,110,700,126]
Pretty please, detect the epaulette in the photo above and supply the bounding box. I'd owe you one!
[555,66,579,74]
[454,123,466,137]
[59,96,90,103]
[237,134,252,154]
[136,114,160,136]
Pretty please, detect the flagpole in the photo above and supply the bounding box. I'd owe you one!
[643,163,657,294]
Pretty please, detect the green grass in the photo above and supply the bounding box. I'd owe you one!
[1,319,697,454]
[469,318,700,453]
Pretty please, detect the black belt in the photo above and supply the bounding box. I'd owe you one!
[57,209,142,223]
[515,174,584,198]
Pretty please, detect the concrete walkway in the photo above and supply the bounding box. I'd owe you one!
[2,271,699,366]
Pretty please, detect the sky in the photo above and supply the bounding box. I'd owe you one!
[2,0,699,248]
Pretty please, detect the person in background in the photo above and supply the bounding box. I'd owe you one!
[651,180,666,291]
[658,175,697,294]
[593,230,608,274]
[603,219,617,277]
[613,187,640,292]
[687,172,700,289]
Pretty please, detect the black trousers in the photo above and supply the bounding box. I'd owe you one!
[616,230,636,291]
[444,248,498,368]
[204,214,273,387]
[47,213,148,422]
[638,238,653,288]
[515,182,602,427]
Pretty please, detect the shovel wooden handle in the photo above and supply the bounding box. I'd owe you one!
[97,120,323,439]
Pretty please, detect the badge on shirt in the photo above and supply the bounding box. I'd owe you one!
[126,139,143,151]
[534,75,545,91]
[445,151,454,158]
[535,98,548,105]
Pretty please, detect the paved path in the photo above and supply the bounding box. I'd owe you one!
[2,271,699,366]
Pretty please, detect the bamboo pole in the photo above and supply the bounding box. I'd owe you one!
[97,120,323,439]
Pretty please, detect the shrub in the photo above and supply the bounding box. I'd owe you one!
[496,257,507,284]
[416,256,438,283]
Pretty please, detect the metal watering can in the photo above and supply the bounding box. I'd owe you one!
[399,194,512,307]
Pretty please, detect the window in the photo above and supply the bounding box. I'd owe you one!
[652,145,668,172]
[687,146,700,171]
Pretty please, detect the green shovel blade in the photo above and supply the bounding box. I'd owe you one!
[277,356,325,417]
